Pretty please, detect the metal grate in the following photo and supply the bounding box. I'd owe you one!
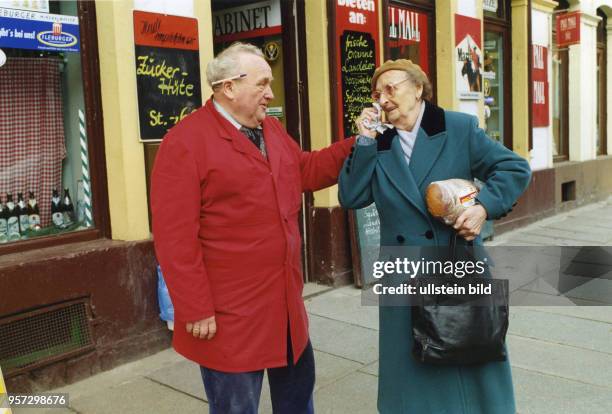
[0,300,93,375]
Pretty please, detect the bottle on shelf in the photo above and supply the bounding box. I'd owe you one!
[51,189,64,229]
[27,191,41,231]
[62,188,75,227]
[0,196,8,243]
[17,193,29,235]
[6,193,21,241]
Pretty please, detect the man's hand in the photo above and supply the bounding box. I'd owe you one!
[355,107,380,139]
[186,316,217,340]
[453,204,487,241]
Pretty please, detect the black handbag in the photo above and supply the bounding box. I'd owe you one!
[411,233,509,365]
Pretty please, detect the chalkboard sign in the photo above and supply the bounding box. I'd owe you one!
[349,205,381,288]
[340,31,377,138]
[133,11,202,142]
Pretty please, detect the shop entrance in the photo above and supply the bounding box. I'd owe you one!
[212,0,312,281]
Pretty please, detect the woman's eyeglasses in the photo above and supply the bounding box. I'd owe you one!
[371,77,410,101]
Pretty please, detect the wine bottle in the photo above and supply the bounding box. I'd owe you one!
[27,191,41,231]
[51,189,64,228]
[0,196,8,243]
[6,193,20,241]
[62,188,75,227]
[17,192,29,234]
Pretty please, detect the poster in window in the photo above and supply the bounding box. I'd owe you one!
[133,10,202,142]
[532,44,549,127]
[556,12,580,47]
[0,7,80,52]
[387,5,429,76]
[455,14,482,100]
[333,0,380,140]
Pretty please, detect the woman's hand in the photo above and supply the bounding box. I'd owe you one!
[453,204,487,241]
[355,107,380,139]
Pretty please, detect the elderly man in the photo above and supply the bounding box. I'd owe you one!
[151,42,354,414]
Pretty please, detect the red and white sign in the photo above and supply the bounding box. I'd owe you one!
[532,44,549,127]
[556,12,580,47]
[212,0,281,44]
[455,14,482,100]
[333,0,380,139]
[387,5,429,75]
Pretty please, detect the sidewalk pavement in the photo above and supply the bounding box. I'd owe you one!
[13,197,612,414]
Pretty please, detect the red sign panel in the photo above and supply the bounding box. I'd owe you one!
[532,44,549,127]
[556,12,580,47]
[133,10,199,50]
[387,4,430,76]
[333,0,380,140]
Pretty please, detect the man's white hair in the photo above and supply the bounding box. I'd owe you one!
[206,42,265,88]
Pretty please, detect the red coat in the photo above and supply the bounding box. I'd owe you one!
[151,99,354,372]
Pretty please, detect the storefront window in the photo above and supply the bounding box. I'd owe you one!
[212,0,287,128]
[552,3,570,161]
[484,0,511,149]
[0,1,96,245]
[483,31,504,144]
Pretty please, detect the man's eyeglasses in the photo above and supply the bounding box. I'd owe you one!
[371,77,411,101]
[211,73,247,86]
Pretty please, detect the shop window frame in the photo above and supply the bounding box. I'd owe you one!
[596,9,607,156]
[484,0,513,150]
[0,1,110,256]
[552,5,570,162]
[382,0,437,103]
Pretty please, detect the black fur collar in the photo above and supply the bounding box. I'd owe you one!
[376,100,446,151]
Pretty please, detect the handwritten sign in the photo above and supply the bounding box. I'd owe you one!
[340,31,376,137]
[332,0,379,141]
[133,10,202,142]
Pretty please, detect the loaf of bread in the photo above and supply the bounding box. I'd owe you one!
[425,179,480,225]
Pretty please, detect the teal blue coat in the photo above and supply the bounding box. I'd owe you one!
[338,101,531,414]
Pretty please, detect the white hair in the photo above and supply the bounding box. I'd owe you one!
[206,42,264,88]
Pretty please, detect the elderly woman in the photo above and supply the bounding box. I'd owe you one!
[338,59,531,413]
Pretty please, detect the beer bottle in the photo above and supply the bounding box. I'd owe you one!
[51,189,64,228]
[62,188,75,227]
[6,193,20,241]
[27,191,41,231]
[17,193,29,234]
[0,196,8,243]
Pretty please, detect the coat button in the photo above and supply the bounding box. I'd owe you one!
[345,167,350,173]
[396,235,405,243]
[425,230,434,239]
[349,153,353,159]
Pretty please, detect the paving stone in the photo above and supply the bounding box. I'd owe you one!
[524,227,610,244]
[306,289,379,331]
[69,377,207,414]
[358,361,379,377]
[524,305,612,324]
[513,367,612,414]
[508,308,612,354]
[146,359,204,401]
[303,283,333,298]
[314,371,378,414]
[313,350,363,391]
[508,335,612,388]
[309,315,379,365]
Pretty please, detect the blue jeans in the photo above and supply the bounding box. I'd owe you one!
[200,337,315,414]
